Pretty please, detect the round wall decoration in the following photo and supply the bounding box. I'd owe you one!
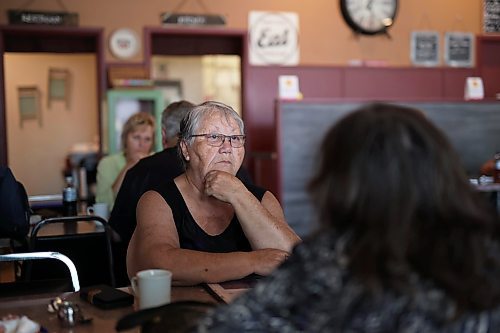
[340,0,398,35]
[109,28,140,59]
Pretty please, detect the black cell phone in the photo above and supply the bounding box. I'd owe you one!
[80,284,134,309]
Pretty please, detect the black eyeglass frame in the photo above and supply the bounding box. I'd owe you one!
[188,133,246,148]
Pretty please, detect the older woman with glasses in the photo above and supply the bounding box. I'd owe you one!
[127,101,301,285]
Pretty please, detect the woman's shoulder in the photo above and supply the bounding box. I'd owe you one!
[98,152,125,167]
[148,179,181,204]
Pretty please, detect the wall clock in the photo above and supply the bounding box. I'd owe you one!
[340,0,398,35]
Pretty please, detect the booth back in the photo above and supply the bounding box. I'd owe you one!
[276,101,500,237]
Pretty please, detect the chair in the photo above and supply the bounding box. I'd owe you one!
[0,251,80,297]
[25,215,116,288]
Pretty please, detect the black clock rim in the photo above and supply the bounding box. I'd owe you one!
[339,0,399,35]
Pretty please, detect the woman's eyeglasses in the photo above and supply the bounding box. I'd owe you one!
[189,134,246,148]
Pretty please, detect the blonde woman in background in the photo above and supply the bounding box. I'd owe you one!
[96,112,155,210]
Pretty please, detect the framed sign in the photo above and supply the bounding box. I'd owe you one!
[48,68,71,109]
[18,86,41,128]
[483,0,500,33]
[444,32,474,68]
[248,11,300,66]
[410,31,440,67]
[8,10,78,26]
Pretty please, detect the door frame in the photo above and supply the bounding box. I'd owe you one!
[0,25,105,166]
[143,26,250,140]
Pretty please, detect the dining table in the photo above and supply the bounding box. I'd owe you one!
[0,285,219,332]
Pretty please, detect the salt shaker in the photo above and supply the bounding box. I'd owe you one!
[57,301,83,327]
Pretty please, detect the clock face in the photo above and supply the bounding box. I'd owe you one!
[340,0,398,35]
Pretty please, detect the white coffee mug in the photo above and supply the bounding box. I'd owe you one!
[87,203,109,220]
[131,269,172,309]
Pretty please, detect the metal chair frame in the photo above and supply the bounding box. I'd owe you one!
[28,215,116,287]
[0,251,80,291]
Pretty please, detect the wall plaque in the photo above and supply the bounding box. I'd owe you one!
[249,11,300,66]
[8,10,78,26]
[444,32,474,68]
[109,28,140,60]
[484,0,500,33]
[410,31,440,67]
[161,13,225,26]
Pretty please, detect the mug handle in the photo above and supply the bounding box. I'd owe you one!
[130,276,139,295]
[86,206,94,215]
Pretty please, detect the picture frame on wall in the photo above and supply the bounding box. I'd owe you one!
[18,86,41,128]
[48,68,71,109]
[410,31,440,67]
[483,0,500,33]
[444,32,474,68]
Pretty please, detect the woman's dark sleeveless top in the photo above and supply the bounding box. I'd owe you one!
[154,180,266,253]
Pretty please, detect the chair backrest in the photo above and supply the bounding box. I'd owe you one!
[0,251,80,297]
[26,215,116,288]
[0,166,30,241]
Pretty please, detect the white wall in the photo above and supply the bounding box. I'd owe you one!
[5,53,98,195]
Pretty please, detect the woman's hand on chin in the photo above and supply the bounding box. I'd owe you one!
[203,170,244,202]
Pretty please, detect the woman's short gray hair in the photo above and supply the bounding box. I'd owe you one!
[178,101,244,167]
[179,101,245,145]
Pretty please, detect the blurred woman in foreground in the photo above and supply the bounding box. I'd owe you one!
[197,103,500,332]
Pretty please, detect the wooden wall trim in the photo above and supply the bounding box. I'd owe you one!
[0,32,6,166]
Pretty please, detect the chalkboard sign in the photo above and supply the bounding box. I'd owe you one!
[277,101,500,237]
[444,32,474,67]
[484,0,500,33]
[411,31,440,67]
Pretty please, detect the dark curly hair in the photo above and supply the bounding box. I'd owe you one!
[309,103,500,311]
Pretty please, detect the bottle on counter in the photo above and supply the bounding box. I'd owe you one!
[62,176,78,216]
[495,152,500,184]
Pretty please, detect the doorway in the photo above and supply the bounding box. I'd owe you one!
[150,55,241,113]
[0,26,105,195]
[144,26,247,116]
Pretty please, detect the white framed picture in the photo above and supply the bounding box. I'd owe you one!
[444,32,474,68]
[410,31,440,67]
[248,11,300,66]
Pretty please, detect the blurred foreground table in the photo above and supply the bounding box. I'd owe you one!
[0,285,217,332]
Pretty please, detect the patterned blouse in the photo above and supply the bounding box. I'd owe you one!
[196,229,500,332]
